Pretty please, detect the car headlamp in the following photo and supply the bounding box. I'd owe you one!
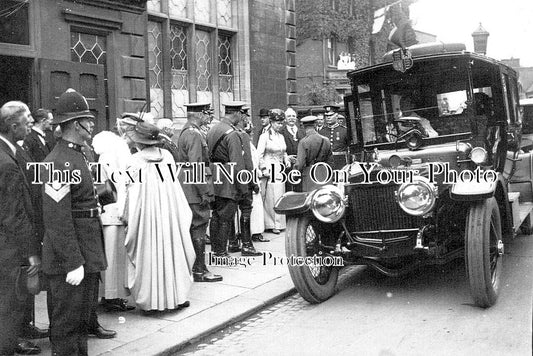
[396,176,437,216]
[311,185,346,223]
[404,129,424,150]
[470,147,488,165]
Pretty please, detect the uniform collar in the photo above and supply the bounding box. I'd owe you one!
[327,123,339,129]
[60,138,84,152]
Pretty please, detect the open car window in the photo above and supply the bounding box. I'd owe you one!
[354,58,475,146]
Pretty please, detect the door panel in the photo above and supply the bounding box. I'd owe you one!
[40,59,106,132]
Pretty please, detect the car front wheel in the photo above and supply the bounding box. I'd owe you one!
[465,197,503,308]
[285,215,339,303]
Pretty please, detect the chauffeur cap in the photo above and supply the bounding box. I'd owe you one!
[222,101,247,114]
[184,102,212,113]
[53,88,95,124]
[300,115,318,126]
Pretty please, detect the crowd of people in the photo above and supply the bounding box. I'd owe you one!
[0,87,349,355]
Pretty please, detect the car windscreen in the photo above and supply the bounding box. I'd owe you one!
[352,57,472,147]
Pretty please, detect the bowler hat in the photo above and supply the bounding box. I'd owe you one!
[53,89,95,124]
[259,108,270,117]
[126,122,162,145]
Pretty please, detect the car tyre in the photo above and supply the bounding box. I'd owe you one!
[465,197,503,308]
[286,215,338,303]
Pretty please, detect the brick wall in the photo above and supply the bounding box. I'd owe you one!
[249,0,292,116]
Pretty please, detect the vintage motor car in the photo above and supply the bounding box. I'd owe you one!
[275,42,533,308]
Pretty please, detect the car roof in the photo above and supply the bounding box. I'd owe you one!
[347,42,516,78]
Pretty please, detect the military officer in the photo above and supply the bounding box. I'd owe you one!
[295,116,332,191]
[177,102,222,282]
[42,89,109,355]
[228,106,262,256]
[318,104,349,170]
[206,101,249,257]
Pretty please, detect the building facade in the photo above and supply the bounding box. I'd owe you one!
[0,0,292,132]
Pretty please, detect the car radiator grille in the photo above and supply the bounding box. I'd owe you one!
[347,184,423,232]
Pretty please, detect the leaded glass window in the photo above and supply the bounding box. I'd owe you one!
[148,21,164,117]
[218,34,232,93]
[194,0,211,23]
[71,32,107,65]
[147,0,161,12]
[170,24,188,118]
[169,0,187,18]
[217,0,232,27]
[0,0,29,45]
[195,30,211,92]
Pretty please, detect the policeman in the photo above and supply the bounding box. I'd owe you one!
[177,102,222,282]
[318,104,349,170]
[295,116,332,191]
[206,101,249,257]
[228,106,262,256]
[42,89,109,355]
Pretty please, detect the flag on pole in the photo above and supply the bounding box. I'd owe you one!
[372,6,389,34]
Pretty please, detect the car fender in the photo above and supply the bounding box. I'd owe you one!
[449,172,504,201]
[274,191,314,215]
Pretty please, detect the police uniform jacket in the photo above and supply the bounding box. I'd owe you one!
[42,139,107,275]
[23,128,50,162]
[319,123,349,169]
[294,132,332,191]
[206,121,247,200]
[0,139,40,272]
[176,122,214,204]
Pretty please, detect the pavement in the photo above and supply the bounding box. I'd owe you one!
[31,231,295,355]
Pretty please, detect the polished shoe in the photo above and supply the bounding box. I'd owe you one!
[271,229,281,234]
[193,270,223,282]
[88,325,117,339]
[101,298,135,312]
[15,339,41,355]
[252,234,270,242]
[178,301,190,309]
[21,324,49,339]
[228,240,241,253]
[241,244,262,257]
[213,251,229,258]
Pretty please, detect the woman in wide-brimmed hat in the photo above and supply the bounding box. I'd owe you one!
[122,121,195,311]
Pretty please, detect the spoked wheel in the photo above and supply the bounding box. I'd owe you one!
[465,197,503,308]
[285,215,339,303]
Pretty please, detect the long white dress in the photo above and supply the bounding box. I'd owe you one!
[257,129,288,230]
[92,131,130,300]
[123,147,195,311]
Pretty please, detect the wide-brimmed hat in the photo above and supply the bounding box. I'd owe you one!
[53,89,95,124]
[126,122,162,145]
[269,108,285,122]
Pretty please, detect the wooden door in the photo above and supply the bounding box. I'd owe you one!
[39,59,106,133]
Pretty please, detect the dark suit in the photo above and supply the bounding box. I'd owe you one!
[0,138,39,355]
[206,121,247,254]
[42,139,107,356]
[177,122,214,273]
[294,131,332,191]
[23,129,50,162]
[281,125,305,191]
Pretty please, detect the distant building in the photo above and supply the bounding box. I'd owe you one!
[0,0,293,131]
[501,58,533,98]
